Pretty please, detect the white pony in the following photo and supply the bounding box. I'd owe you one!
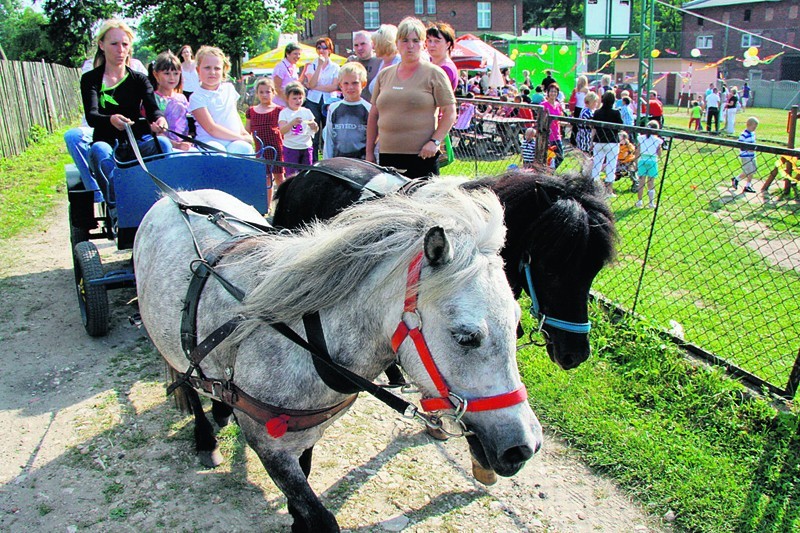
[134,181,542,532]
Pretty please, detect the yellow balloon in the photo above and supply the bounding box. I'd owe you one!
[560,45,569,55]
[541,44,548,52]
[651,49,660,58]
[747,46,758,57]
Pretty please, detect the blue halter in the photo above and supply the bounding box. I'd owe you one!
[521,262,592,335]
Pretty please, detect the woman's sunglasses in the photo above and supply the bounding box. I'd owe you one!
[316,45,328,50]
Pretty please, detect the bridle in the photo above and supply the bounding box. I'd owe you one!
[392,252,529,436]
[521,261,592,336]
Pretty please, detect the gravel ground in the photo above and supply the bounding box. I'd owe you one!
[0,199,667,532]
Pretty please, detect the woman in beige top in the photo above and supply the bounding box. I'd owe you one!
[366,17,456,178]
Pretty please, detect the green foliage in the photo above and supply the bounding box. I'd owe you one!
[132,0,323,78]
[43,0,120,67]
[0,125,72,241]
[0,7,52,61]
[27,124,47,145]
[523,0,583,34]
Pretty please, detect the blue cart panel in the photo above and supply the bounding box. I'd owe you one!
[113,152,269,235]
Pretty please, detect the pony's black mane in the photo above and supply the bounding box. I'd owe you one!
[464,170,617,275]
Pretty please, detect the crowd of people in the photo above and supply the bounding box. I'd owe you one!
[65,17,780,216]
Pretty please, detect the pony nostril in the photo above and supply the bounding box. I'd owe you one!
[502,444,534,465]
[534,440,542,454]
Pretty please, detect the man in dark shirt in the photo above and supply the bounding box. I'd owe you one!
[352,30,382,102]
[540,70,556,92]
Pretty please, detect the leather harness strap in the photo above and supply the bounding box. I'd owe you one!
[391,252,529,414]
[186,375,357,438]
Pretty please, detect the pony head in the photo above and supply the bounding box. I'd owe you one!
[465,170,617,370]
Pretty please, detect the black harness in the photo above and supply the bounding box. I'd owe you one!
[126,125,433,438]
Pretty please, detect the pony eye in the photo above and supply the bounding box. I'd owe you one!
[452,329,484,348]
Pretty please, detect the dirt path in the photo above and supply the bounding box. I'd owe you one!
[0,199,666,532]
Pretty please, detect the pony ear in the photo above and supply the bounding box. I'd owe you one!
[424,226,453,266]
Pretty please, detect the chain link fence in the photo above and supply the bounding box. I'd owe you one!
[447,98,800,398]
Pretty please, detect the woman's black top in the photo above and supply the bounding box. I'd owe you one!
[592,106,623,144]
[726,95,738,109]
[80,66,163,145]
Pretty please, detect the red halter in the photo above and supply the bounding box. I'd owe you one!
[391,251,528,413]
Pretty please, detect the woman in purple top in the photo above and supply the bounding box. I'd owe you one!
[541,83,565,168]
[273,43,304,107]
[425,21,458,91]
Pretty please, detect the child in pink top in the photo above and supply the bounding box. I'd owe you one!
[148,51,192,151]
[541,83,564,168]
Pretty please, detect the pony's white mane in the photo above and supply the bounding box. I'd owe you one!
[232,180,506,327]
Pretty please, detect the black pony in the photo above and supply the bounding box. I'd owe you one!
[273,158,617,369]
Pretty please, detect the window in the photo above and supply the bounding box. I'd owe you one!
[477,2,491,28]
[696,35,713,49]
[364,2,379,29]
[427,0,436,14]
[765,8,773,21]
[741,34,762,47]
[415,0,423,14]
[744,9,751,21]
[697,17,704,26]
[789,5,798,19]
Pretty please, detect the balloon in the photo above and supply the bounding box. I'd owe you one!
[651,49,660,58]
[541,44,548,52]
[560,45,569,55]
[610,46,617,52]
[690,48,701,58]
[537,47,545,55]
[747,46,758,57]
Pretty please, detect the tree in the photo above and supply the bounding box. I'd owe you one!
[2,7,52,61]
[522,0,584,36]
[131,0,324,77]
[43,0,120,66]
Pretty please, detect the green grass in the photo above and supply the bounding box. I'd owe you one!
[663,106,796,146]
[0,126,73,241]
[555,133,800,389]
[519,300,800,532]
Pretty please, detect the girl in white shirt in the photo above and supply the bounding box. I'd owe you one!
[188,46,254,155]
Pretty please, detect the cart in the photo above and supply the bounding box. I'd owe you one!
[66,151,270,336]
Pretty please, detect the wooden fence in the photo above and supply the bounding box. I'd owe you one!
[0,60,82,159]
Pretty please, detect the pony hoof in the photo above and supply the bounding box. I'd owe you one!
[471,457,498,486]
[198,448,224,468]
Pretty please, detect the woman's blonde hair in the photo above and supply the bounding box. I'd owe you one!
[196,46,231,78]
[397,17,425,42]
[93,19,135,68]
[576,75,588,91]
[372,24,398,58]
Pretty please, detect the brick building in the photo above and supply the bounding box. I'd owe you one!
[680,0,800,81]
[298,0,524,57]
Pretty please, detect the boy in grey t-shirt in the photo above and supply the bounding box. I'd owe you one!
[323,62,371,160]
